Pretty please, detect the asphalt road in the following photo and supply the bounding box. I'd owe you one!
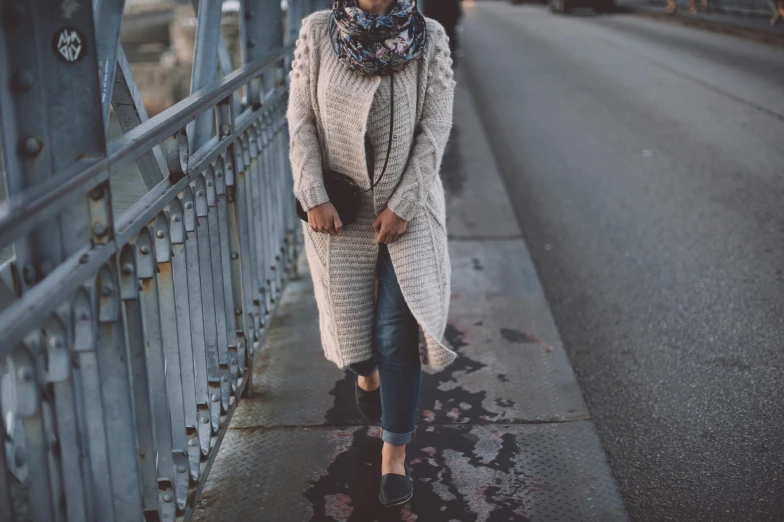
[458,3,784,520]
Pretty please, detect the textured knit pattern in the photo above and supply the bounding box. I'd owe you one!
[288,11,457,369]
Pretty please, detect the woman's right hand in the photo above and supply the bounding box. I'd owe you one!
[307,202,343,236]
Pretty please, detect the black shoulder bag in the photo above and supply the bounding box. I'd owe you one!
[296,76,395,226]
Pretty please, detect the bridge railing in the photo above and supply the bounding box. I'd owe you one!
[0,1,321,520]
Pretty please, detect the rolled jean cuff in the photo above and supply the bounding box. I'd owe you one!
[347,359,377,377]
[382,429,414,445]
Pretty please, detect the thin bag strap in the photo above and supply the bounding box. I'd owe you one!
[361,75,395,194]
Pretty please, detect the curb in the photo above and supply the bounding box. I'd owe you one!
[621,6,784,47]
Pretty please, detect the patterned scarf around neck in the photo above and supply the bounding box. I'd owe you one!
[330,0,427,76]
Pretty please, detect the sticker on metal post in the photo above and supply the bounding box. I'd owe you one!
[53,28,86,63]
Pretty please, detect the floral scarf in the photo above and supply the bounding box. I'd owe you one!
[330,0,427,76]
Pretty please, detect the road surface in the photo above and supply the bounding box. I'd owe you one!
[458,3,784,520]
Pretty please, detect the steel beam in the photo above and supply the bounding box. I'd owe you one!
[0,0,105,291]
[189,0,225,152]
[241,0,284,106]
[93,0,127,130]
[112,45,170,190]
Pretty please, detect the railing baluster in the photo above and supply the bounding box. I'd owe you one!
[136,229,177,522]
[215,156,240,392]
[152,214,190,512]
[251,125,273,313]
[118,245,160,519]
[245,131,267,329]
[204,169,232,413]
[260,115,280,304]
[11,342,56,522]
[43,314,89,522]
[182,187,213,458]
[0,415,12,522]
[194,175,223,434]
[226,146,252,379]
[95,263,145,521]
[39,333,66,522]
[168,200,202,483]
[72,289,113,522]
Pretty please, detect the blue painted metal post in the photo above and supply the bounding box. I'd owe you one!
[189,0,225,151]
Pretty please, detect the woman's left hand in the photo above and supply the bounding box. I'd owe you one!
[372,208,408,244]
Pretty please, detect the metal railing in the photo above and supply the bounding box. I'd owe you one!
[0,0,322,520]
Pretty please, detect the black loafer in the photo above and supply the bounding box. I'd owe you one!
[355,377,382,422]
[379,464,414,507]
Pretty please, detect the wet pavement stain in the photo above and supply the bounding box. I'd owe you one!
[324,322,520,427]
[303,425,534,522]
[499,328,538,345]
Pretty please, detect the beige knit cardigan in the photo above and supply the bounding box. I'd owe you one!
[288,11,457,369]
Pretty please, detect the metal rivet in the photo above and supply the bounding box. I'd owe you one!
[216,171,223,178]
[79,311,89,321]
[201,417,209,424]
[163,493,173,503]
[245,9,254,19]
[197,190,205,197]
[206,181,212,187]
[101,284,112,297]
[93,223,107,237]
[121,264,133,275]
[222,376,228,383]
[227,195,234,203]
[220,124,231,137]
[184,202,193,210]
[12,70,34,92]
[247,38,256,49]
[18,367,33,381]
[156,230,166,239]
[140,245,151,255]
[20,136,42,157]
[235,308,242,316]
[80,253,90,264]
[90,187,103,200]
[230,252,239,260]
[177,465,186,473]
[211,393,219,402]
[49,336,64,350]
[172,215,181,223]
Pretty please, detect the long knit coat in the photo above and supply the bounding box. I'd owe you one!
[288,11,457,369]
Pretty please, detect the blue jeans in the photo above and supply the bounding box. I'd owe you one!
[348,244,422,445]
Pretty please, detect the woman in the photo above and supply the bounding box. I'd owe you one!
[288,0,457,507]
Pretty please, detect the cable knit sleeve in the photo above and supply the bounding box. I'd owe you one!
[386,25,456,222]
[288,17,330,212]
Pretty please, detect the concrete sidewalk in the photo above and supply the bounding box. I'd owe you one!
[191,69,628,521]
